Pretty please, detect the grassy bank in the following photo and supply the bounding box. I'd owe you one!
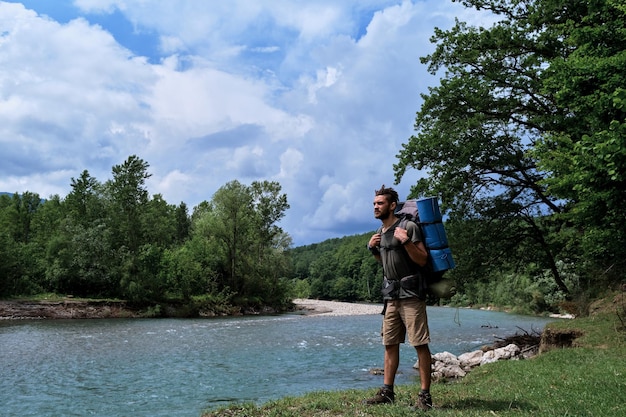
[201,293,625,417]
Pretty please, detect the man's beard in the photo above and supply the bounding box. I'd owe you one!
[375,209,391,220]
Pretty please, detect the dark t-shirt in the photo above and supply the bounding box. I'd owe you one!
[379,218,423,291]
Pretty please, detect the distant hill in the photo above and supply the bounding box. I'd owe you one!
[0,192,46,203]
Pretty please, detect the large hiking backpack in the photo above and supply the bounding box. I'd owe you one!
[395,197,456,298]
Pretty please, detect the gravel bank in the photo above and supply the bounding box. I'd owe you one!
[293,298,383,316]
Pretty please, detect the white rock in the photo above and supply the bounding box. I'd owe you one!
[491,344,520,360]
[429,344,523,380]
[480,350,498,365]
[432,351,459,365]
[481,344,521,365]
[458,350,484,368]
[435,364,467,378]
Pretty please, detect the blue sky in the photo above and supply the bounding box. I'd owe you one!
[0,1,491,246]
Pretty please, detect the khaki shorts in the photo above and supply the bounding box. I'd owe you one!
[381,298,430,346]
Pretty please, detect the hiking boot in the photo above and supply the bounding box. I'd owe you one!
[363,387,394,405]
[414,391,433,411]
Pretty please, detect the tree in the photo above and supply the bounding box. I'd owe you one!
[535,0,626,273]
[64,170,104,226]
[309,252,339,300]
[248,181,291,301]
[206,180,256,294]
[104,155,155,301]
[174,202,191,243]
[8,191,43,244]
[29,195,64,291]
[48,170,116,297]
[0,192,47,294]
[190,180,291,305]
[160,243,212,301]
[0,194,20,295]
[105,155,151,253]
[250,180,290,247]
[394,0,626,294]
[46,221,116,297]
[141,194,177,248]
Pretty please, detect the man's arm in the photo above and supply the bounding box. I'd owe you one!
[403,240,428,267]
[394,225,428,266]
[367,233,382,262]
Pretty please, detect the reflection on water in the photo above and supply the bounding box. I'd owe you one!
[0,307,557,417]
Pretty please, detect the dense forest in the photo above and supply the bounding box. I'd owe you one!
[2,0,625,316]
[0,156,293,314]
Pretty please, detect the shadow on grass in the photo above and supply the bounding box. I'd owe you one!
[437,398,537,413]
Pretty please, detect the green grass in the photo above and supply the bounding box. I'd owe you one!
[201,306,625,417]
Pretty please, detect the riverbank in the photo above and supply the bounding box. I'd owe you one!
[293,298,383,316]
[0,298,384,320]
[0,299,142,320]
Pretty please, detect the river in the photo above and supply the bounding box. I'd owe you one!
[0,306,558,417]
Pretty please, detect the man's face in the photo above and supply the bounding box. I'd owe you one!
[373,195,394,220]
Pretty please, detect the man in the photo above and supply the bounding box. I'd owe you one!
[364,185,433,410]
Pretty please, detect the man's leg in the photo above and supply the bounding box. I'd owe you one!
[364,301,402,405]
[384,344,400,386]
[415,344,431,390]
[364,343,399,404]
[415,344,433,410]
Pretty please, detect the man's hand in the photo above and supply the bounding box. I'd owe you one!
[394,227,409,245]
[369,233,381,249]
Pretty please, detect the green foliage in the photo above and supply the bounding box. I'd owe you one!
[394,0,626,299]
[535,0,626,277]
[0,158,292,312]
[289,278,311,299]
[452,268,568,315]
[191,291,237,316]
[46,220,116,297]
[288,233,383,302]
[190,179,292,307]
[159,244,212,301]
[0,192,48,296]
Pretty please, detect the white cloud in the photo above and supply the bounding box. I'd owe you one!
[277,148,304,180]
[149,169,193,204]
[307,66,341,104]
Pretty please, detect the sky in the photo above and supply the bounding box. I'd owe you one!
[0,0,491,247]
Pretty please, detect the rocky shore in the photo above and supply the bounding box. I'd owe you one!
[293,298,383,316]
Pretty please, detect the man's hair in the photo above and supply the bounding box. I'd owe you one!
[375,185,399,204]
